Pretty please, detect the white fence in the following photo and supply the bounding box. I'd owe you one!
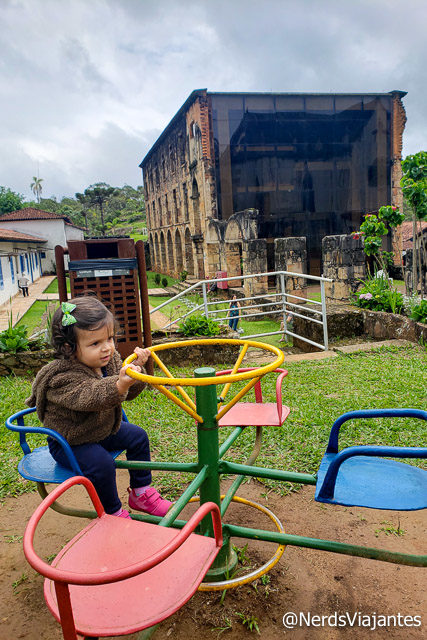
[150,270,333,351]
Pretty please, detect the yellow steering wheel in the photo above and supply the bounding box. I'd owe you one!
[123,338,284,423]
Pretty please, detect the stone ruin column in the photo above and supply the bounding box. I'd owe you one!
[242,239,268,297]
[274,237,307,301]
[390,91,407,265]
[322,234,365,302]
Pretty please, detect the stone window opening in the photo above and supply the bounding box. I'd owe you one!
[165,194,170,225]
[173,189,178,224]
[152,200,156,227]
[191,177,199,200]
[158,197,162,224]
[169,145,176,173]
[183,182,189,219]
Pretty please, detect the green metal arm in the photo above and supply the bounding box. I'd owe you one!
[225,523,427,567]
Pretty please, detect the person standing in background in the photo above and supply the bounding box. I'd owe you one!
[227,295,241,332]
[18,276,29,296]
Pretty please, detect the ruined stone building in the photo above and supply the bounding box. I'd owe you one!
[140,89,406,280]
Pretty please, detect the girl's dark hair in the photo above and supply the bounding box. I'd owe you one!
[51,296,116,359]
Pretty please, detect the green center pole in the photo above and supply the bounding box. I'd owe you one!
[194,367,237,580]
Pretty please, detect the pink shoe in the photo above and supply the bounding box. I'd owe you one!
[114,508,132,519]
[128,487,172,517]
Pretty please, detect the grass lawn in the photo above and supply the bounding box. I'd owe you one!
[130,232,148,242]
[146,271,181,288]
[1,343,425,500]
[307,291,322,302]
[43,277,71,294]
[15,300,58,335]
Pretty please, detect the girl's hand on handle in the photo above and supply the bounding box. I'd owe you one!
[117,363,142,394]
[133,347,151,367]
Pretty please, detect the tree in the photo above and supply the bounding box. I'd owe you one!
[76,183,117,235]
[75,192,91,232]
[401,151,427,294]
[0,186,24,214]
[30,177,43,203]
[355,205,404,275]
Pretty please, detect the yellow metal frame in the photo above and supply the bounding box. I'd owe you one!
[123,338,283,387]
[197,495,286,590]
[122,338,284,423]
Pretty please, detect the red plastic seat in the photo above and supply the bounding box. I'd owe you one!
[217,367,290,427]
[24,476,222,640]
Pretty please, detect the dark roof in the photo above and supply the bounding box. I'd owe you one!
[0,228,47,243]
[0,207,64,221]
[0,207,81,228]
[401,220,427,250]
[139,89,407,168]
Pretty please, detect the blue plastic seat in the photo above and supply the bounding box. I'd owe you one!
[315,409,427,511]
[6,407,126,485]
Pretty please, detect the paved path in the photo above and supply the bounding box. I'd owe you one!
[147,287,169,296]
[0,276,57,331]
[0,280,177,333]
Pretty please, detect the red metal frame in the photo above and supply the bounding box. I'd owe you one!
[24,476,222,585]
[24,476,222,639]
[216,367,290,426]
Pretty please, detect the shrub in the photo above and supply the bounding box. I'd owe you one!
[179,315,220,337]
[410,300,427,324]
[179,269,188,282]
[353,276,403,314]
[154,273,161,286]
[162,276,168,288]
[0,324,30,353]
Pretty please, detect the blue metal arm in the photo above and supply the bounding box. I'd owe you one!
[6,408,83,475]
[326,409,427,454]
[318,445,427,500]
[6,406,129,475]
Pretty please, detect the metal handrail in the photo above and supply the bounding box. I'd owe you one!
[150,270,332,349]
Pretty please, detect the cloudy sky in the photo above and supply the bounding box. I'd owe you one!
[1,0,426,201]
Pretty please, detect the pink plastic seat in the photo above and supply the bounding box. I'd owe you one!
[24,476,222,639]
[217,367,290,427]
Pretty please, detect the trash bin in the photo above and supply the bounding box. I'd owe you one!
[67,238,143,358]
[216,271,228,289]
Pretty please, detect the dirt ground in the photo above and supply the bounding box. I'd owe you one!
[1,474,426,640]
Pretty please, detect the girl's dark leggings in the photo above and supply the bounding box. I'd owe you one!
[48,421,151,514]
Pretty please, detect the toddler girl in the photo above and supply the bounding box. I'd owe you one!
[26,295,172,519]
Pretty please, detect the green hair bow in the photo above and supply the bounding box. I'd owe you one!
[61,302,77,326]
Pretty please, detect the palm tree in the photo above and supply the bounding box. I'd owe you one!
[31,177,43,203]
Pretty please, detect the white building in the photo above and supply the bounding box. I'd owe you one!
[0,228,46,307]
[0,208,84,273]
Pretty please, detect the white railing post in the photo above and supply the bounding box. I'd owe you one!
[202,282,209,319]
[279,273,288,342]
[320,279,329,350]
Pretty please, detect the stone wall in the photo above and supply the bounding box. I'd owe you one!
[242,239,268,296]
[293,305,426,352]
[274,237,307,300]
[322,235,366,302]
[0,340,241,377]
[362,309,427,343]
[150,336,240,368]
[143,90,217,279]
[404,248,427,293]
[390,91,407,263]
[0,349,55,376]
